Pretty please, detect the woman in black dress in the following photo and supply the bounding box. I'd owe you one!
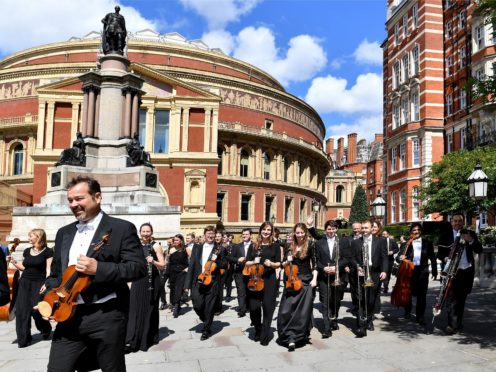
[277,223,317,351]
[125,223,165,352]
[167,234,189,318]
[11,228,52,347]
[244,221,281,346]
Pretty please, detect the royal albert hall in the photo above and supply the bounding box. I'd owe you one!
[0,30,329,236]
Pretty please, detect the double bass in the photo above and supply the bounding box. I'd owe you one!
[37,231,111,322]
[391,233,416,308]
[0,238,21,321]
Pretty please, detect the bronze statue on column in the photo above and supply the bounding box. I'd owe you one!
[101,6,127,55]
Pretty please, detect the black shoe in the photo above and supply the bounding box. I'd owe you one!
[225,296,232,302]
[238,311,246,318]
[173,305,180,318]
[160,303,167,310]
[200,331,211,341]
[446,325,456,335]
[42,330,51,340]
[367,323,375,331]
[260,339,269,346]
[356,328,367,338]
[288,342,295,351]
[254,329,261,342]
[331,321,339,331]
[322,332,332,339]
[383,288,388,294]
[417,317,425,326]
[404,313,411,319]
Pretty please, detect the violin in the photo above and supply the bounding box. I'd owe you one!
[37,231,111,322]
[197,246,220,286]
[245,248,265,292]
[284,250,302,292]
[0,238,21,321]
[391,232,416,308]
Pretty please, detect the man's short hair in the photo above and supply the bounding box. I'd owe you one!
[242,228,252,234]
[66,175,101,196]
[186,233,195,239]
[204,225,217,234]
[410,222,423,232]
[324,220,339,229]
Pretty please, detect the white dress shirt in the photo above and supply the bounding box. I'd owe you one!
[201,243,214,267]
[243,241,251,257]
[364,235,372,266]
[326,236,335,261]
[412,238,422,266]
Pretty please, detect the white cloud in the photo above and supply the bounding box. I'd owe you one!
[305,73,382,114]
[209,27,326,86]
[353,39,382,65]
[179,0,262,30]
[0,0,159,56]
[327,115,383,143]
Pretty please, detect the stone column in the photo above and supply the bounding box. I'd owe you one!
[145,106,155,152]
[131,91,139,137]
[169,107,181,153]
[211,109,219,153]
[81,88,89,137]
[122,87,132,138]
[230,143,237,176]
[93,90,101,137]
[0,135,4,175]
[45,101,55,149]
[70,102,80,143]
[36,102,46,150]
[204,108,212,152]
[255,148,262,178]
[27,135,35,173]
[181,108,190,152]
[87,87,96,137]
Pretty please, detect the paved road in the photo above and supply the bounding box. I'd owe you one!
[0,279,494,372]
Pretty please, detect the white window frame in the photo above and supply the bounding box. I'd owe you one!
[459,46,466,68]
[402,54,410,81]
[393,100,400,129]
[458,11,466,29]
[475,25,485,50]
[461,128,466,149]
[399,189,406,222]
[411,90,420,121]
[412,187,420,221]
[412,46,419,75]
[395,23,400,45]
[412,3,418,30]
[393,61,401,89]
[392,147,397,172]
[399,143,406,170]
[446,21,452,39]
[391,191,397,224]
[412,138,420,166]
[447,94,453,115]
[447,133,453,153]
[403,15,409,37]
[401,94,409,124]
[460,89,467,110]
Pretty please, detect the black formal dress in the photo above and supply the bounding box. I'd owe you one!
[246,242,281,345]
[168,248,189,313]
[45,212,147,372]
[350,235,388,333]
[185,243,226,336]
[125,241,162,352]
[383,237,399,292]
[0,249,10,306]
[315,235,349,335]
[16,247,52,347]
[400,238,437,323]
[229,241,252,315]
[277,245,316,346]
[446,236,482,330]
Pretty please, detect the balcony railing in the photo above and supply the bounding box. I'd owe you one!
[0,114,38,129]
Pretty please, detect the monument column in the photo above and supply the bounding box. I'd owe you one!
[94,89,101,136]
[123,87,132,138]
[45,101,55,149]
[36,102,46,150]
[131,90,139,136]
[87,86,96,137]
[81,88,89,137]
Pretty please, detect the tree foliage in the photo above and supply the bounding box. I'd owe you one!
[349,185,369,223]
[419,146,496,216]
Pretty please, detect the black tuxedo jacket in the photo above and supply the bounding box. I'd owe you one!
[401,238,438,277]
[230,241,253,273]
[315,235,350,281]
[0,249,9,306]
[185,242,226,289]
[45,212,147,307]
[350,236,388,273]
[437,229,457,262]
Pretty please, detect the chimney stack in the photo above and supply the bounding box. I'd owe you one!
[325,138,334,157]
[374,133,383,143]
[337,137,344,168]
[347,133,357,164]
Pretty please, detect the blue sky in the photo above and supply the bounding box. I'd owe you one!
[0,0,386,145]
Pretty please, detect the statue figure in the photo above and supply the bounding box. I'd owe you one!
[101,6,127,55]
[55,132,86,167]
[127,132,153,168]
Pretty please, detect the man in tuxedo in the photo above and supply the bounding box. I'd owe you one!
[230,228,253,317]
[350,220,388,336]
[0,249,9,306]
[381,229,399,294]
[43,176,147,372]
[445,227,482,334]
[437,213,464,273]
[185,225,226,340]
[315,220,350,338]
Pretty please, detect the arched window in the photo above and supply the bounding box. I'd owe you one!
[263,153,271,180]
[336,185,344,203]
[13,144,24,175]
[217,147,224,175]
[240,149,249,177]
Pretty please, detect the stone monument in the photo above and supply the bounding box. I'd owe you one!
[10,8,180,242]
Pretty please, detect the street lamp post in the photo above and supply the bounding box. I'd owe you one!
[371,191,386,224]
[312,199,321,229]
[467,160,489,234]
[270,214,276,225]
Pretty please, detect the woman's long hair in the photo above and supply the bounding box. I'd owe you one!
[29,228,47,248]
[255,221,274,250]
[289,223,309,259]
[174,234,185,250]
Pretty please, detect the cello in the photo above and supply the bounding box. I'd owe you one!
[284,249,302,292]
[243,246,264,292]
[0,238,21,321]
[391,233,416,308]
[37,231,111,322]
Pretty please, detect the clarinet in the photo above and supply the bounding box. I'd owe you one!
[146,241,154,291]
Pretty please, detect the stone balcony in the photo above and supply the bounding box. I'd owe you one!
[0,114,38,129]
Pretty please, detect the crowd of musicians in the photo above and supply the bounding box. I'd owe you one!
[0,176,484,370]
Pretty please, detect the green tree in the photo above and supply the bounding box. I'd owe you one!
[419,146,496,216]
[349,185,369,223]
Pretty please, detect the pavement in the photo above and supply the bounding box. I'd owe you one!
[0,278,495,372]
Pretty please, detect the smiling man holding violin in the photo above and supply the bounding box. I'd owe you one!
[185,225,226,341]
[40,175,147,372]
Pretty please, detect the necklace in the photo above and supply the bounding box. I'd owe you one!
[31,247,46,256]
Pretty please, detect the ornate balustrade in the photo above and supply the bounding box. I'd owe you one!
[474,246,496,289]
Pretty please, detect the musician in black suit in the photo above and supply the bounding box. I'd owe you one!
[437,213,464,273]
[42,176,147,372]
[398,223,437,325]
[445,228,482,334]
[381,229,399,294]
[349,220,388,336]
[315,220,350,338]
[0,249,9,306]
[185,225,226,340]
[229,228,253,317]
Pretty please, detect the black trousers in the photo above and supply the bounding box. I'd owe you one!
[191,280,220,332]
[405,265,429,319]
[47,299,127,372]
[159,271,169,305]
[348,268,359,308]
[318,276,344,333]
[447,266,474,328]
[356,271,381,326]
[233,272,247,313]
[224,266,234,297]
[383,258,395,290]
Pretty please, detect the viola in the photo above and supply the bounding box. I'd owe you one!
[37,231,111,322]
[246,259,264,292]
[0,238,21,321]
[391,232,416,308]
[197,247,220,286]
[284,252,302,292]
